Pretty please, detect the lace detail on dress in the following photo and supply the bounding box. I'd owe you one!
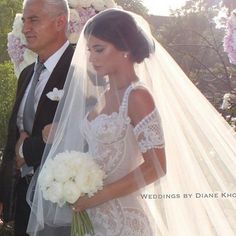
[123,208,153,235]
[88,112,129,144]
[90,138,126,176]
[88,200,125,236]
[134,108,165,153]
[84,112,130,176]
[88,200,153,236]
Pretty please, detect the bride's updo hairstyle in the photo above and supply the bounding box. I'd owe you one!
[84,9,154,63]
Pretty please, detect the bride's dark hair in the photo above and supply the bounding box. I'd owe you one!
[84,9,151,63]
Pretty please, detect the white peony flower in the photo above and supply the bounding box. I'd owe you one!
[68,0,80,8]
[40,171,54,189]
[79,0,93,8]
[221,93,231,110]
[103,0,116,8]
[52,163,71,183]
[232,10,236,27]
[67,158,83,177]
[44,181,64,204]
[76,169,104,197]
[69,8,80,24]
[63,180,81,203]
[68,32,79,44]
[74,158,105,196]
[12,14,24,37]
[92,0,106,11]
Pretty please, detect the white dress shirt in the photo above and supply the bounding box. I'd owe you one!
[17,41,70,160]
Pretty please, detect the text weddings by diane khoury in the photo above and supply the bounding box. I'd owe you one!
[140,192,236,200]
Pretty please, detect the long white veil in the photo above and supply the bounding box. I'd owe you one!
[26,8,236,236]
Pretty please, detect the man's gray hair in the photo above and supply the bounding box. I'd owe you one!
[23,0,70,22]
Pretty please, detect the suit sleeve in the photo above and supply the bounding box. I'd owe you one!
[22,136,45,168]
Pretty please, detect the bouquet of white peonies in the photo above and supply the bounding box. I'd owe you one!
[38,150,106,236]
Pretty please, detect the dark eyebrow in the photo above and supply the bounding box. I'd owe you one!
[87,44,106,50]
[92,44,105,48]
[22,16,39,21]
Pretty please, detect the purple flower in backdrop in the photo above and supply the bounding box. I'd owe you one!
[68,7,96,43]
[223,11,236,65]
[7,34,26,66]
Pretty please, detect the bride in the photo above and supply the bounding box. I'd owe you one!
[27,8,236,236]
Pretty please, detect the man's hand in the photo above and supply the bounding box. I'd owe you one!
[15,131,29,157]
[42,123,56,143]
[15,131,29,169]
[16,156,25,169]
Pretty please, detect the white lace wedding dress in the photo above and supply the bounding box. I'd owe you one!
[82,82,165,236]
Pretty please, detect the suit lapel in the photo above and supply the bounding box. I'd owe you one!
[12,65,34,115]
[34,45,74,122]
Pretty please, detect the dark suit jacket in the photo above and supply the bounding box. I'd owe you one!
[0,44,74,221]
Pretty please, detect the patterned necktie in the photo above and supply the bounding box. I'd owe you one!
[23,62,45,134]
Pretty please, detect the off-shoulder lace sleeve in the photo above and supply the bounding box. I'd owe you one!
[133,108,165,153]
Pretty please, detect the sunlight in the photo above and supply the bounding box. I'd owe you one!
[142,0,187,15]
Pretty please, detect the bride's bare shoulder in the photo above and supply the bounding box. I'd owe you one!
[128,87,155,125]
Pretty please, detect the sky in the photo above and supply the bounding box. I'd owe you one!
[142,0,187,16]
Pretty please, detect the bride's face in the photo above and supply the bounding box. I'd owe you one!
[87,35,126,76]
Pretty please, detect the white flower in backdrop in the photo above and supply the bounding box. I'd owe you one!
[7,0,117,78]
[221,93,231,110]
[7,13,37,78]
[68,6,97,44]
[73,0,93,8]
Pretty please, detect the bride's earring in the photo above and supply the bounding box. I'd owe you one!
[123,53,128,58]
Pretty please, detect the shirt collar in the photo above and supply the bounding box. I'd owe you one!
[36,41,70,73]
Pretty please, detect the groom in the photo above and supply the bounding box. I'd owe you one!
[0,0,74,235]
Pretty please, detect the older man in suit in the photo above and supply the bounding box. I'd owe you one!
[0,0,74,235]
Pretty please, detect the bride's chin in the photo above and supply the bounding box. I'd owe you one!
[96,71,107,77]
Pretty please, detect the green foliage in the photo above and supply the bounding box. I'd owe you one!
[0,61,17,149]
[0,0,22,150]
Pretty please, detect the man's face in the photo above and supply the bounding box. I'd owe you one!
[22,0,61,56]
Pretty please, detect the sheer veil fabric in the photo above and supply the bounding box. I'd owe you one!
[26,9,236,236]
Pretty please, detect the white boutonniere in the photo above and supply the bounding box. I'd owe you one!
[46,88,64,101]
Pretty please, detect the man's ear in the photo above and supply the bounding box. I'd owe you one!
[55,14,67,31]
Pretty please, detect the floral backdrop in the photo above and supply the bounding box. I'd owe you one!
[223,9,236,129]
[7,0,117,77]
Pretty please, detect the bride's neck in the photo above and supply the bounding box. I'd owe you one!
[108,69,138,90]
